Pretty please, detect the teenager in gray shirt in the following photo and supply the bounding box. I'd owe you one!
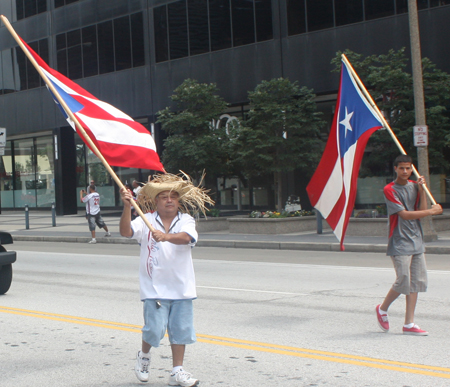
[375,155,442,336]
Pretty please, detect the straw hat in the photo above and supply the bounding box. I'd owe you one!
[137,171,214,215]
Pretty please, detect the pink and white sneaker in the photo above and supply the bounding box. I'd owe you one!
[403,324,428,336]
[375,304,389,332]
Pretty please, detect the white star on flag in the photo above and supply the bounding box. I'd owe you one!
[340,107,354,137]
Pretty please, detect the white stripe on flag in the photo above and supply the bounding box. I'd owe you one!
[76,113,157,150]
[333,143,357,241]
[314,158,343,218]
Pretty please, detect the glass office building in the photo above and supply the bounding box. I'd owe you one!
[0,0,449,213]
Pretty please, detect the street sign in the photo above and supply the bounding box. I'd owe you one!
[0,128,6,147]
[413,125,428,147]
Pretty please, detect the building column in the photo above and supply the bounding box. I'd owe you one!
[53,127,77,215]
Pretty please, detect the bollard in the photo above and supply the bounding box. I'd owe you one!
[25,205,29,230]
[316,211,323,234]
[52,202,56,227]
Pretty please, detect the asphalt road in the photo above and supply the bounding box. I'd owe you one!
[1,242,450,386]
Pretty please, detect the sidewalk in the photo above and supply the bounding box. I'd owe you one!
[1,210,450,254]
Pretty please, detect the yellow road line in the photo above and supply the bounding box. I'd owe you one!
[1,305,449,379]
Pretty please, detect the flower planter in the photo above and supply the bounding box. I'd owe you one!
[196,214,450,236]
[227,216,322,234]
[196,217,229,233]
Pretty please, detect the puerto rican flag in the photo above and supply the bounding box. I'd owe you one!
[306,60,383,250]
[19,37,164,172]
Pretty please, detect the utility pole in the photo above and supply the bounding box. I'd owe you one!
[407,0,437,241]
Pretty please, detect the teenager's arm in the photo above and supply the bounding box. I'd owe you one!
[398,203,442,220]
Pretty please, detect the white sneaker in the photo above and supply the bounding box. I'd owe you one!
[134,351,150,382]
[88,239,97,244]
[169,369,199,386]
[105,232,111,237]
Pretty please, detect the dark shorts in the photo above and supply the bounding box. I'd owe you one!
[87,213,106,231]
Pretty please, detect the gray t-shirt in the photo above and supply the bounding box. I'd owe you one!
[384,180,424,256]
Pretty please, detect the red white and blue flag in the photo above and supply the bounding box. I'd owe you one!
[306,60,383,250]
[19,37,164,172]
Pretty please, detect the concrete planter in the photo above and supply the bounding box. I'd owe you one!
[196,214,450,236]
[227,216,321,235]
[196,217,229,232]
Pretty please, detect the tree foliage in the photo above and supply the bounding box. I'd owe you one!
[233,78,324,209]
[332,48,450,176]
[156,79,229,182]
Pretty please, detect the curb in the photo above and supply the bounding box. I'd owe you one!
[11,235,138,245]
[9,235,450,254]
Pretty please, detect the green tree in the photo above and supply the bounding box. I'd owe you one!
[157,79,229,187]
[332,48,450,176]
[234,78,324,210]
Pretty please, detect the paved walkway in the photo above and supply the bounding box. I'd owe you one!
[1,210,450,254]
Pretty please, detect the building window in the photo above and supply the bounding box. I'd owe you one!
[430,0,450,6]
[0,49,18,94]
[114,16,132,71]
[209,0,232,51]
[335,0,363,26]
[8,136,55,208]
[188,0,210,55]
[232,0,255,47]
[14,39,49,91]
[16,0,46,20]
[131,12,145,67]
[154,6,169,62]
[154,0,272,63]
[307,0,334,31]
[255,0,273,41]
[364,0,395,20]
[82,26,98,77]
[98,21,115,74]
[287,0,306,36]
[55,0,79,8]
[168,1,189,60]
[56,12,145,78]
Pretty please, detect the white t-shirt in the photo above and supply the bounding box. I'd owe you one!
[134,186,142,196]
[82,192,100,215]
[131,211,198,300]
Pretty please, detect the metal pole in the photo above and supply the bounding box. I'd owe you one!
[25,205,29,230]
[316,210,323,234]
[52,202,56,227]
[407,0,437,242]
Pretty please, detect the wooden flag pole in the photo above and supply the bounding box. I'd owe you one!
[0,15,157,232]
[341,54,437,205]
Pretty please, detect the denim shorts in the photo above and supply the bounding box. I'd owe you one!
[142,299,196,348]
[391,253,427,295]
[87,213,106,231]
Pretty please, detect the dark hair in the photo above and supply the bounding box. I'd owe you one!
[393,154,412,167]
[89,184,96,192]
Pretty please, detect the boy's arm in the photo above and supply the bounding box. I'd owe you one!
[397,204,442,220]
[398,176,443,220]
[152,230,191,244]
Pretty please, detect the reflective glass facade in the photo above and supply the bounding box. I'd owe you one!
[154,0,273,62]
[0,136,55,208]
[287,0,450,34]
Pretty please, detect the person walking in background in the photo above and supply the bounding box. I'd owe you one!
[375,155,443,336]
[125,182,138,220]
[132,180,143,197]
[80,184,111,244]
